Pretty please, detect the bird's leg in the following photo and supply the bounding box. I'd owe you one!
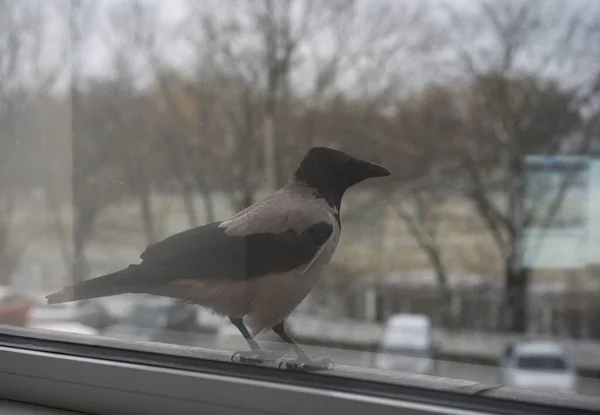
[229,317,286,363]
[272,321,334,371]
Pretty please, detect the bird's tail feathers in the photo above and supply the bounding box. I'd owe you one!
[45,286,78,304]
[45,265,141,304]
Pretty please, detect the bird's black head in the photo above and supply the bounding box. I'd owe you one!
[293,147,391,210]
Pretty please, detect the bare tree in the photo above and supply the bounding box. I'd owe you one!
[29,1,73,271]
[442,0,590,332]
[183,1,346,208]
[142,4,221,224]
[103,0,159,244]
[188,0,436,210]
[150,69,203,227]
[0,1,23,282]
[0,1,43,282]
[394,191,450,287]
[67,0,120,284]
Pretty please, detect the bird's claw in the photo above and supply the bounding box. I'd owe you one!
[231,350,287,364]
[278,356,334,371]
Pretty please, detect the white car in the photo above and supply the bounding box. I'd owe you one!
[196,308,223,332]
[501,340,577,393]
[27,297,113,329]
[374,313,435,375]
[28,301,81,323]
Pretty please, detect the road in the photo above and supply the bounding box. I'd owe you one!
[105,329,600,398]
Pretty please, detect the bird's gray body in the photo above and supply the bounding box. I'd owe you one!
[45,147,390,368]
[158,180,340,335]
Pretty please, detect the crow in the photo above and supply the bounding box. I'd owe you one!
[46,147,390,370]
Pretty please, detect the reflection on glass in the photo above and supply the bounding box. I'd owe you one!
[1,0,599,399]
[517,356,568,371]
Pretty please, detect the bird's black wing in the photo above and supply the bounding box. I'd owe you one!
[45,214,333,304]
[139,221,333,282]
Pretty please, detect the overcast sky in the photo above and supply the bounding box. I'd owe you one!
[17,0,600,96]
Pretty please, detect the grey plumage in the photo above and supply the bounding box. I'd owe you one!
[216,180,341,335]
[46,147,390,369]
[137,180,340,336]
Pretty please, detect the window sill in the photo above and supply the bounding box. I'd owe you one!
[0,325,598,415]
[0,399,87,415]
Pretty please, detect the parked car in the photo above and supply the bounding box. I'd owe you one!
[374,313,436,375]
[500,340,577,393]
[28,296,114,330]
[102,296,208,344]
[0,286,39,326]
[196,308,223,333]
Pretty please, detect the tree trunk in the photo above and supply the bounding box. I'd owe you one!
[163,140,198,227]
[428,247,448,292]
[501,267,530,333]
[135,160,156,244]
[138,188,156,244]
[125,159,157,245]
[240,188,254,211]
[200,186,215,223]
[180,178,198,228]
[44,190,71,270]
[426,246,453,329]
[0,221,10,285]
[191,166,215,223]
[71,244,88,286]
[72,209,94,284]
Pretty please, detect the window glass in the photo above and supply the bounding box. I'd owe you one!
[516,355,568,371]
[1,0,599,400]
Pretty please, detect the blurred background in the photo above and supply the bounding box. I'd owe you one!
[1,0,599,397]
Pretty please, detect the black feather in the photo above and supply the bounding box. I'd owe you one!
[46,220,333,303]
[140,221,333,281]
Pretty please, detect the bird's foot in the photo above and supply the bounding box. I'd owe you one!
[278,356,334,371]
[231,349,287,364]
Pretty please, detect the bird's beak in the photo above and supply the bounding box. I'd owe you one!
[361,161,391,178]
[345,158,391,187]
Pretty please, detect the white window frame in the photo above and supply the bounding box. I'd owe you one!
[0,326,598,415]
